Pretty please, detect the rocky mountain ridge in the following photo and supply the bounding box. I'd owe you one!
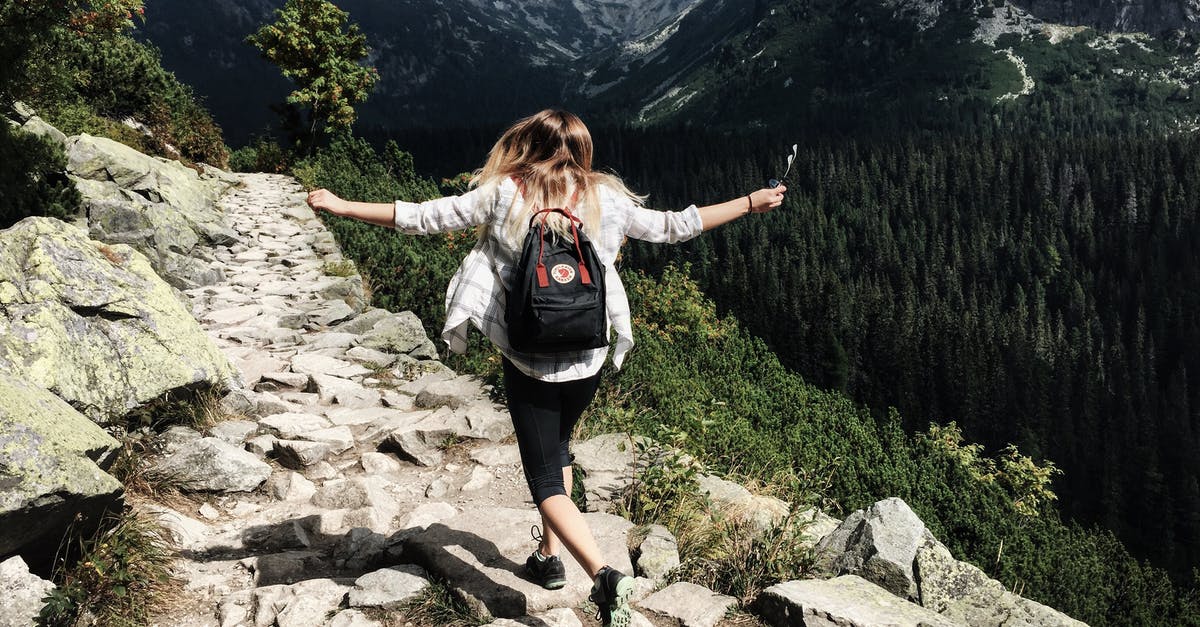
[1010,0,1200,34]
[0,111,1089,626]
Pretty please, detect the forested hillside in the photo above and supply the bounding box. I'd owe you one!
[596,121,1200,580]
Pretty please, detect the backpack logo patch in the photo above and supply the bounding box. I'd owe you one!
[551,263,576,284]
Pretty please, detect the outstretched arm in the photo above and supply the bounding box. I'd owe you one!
[697,185,787,231]
[307,189,394,227]
[306,187,490,234]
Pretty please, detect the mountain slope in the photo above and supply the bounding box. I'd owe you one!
[575,0,1200,130]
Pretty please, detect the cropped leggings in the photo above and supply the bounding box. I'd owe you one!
[502,357,602,505]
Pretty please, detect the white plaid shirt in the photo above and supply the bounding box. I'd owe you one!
[393,177,704,382]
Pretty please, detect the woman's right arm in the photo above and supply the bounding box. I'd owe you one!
[306,187,491,234]
[307,189,395,227]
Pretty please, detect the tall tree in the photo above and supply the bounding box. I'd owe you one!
[246,0,377,145]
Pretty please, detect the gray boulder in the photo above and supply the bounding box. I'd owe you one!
[348,564,430,609]
[0,373,124,562]
[696,474,791,535]
[66,133,236,245]
[404,506,634,618]
[756,575,958,627]
[385,428,450,467]
[65,134,238,289]
[572,433,651,512]
[631,524,680,585]
[637,581,737,627]
[0,556,56,627]
[21,115,67,145]
[360,311,434,355]
[815,497,926,601]
[0,217,236,423]
[414,374,485,410]
[150,437,271,492]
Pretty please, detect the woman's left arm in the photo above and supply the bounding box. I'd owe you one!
[697,185,787,231]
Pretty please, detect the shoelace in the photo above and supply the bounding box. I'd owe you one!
[530,524,545,547]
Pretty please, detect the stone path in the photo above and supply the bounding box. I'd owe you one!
[146,174,686,627]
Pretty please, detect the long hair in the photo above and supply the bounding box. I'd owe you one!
[470,109,646,248]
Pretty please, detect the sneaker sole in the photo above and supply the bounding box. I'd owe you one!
[608,576,635,627]
[543,577,566,590]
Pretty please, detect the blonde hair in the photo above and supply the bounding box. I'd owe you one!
[470,109,646,248]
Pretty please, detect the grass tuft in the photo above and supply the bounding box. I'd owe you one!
[38,508,177,627]
[361,579,488,627]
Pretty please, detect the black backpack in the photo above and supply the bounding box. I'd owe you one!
[506,207,608,353]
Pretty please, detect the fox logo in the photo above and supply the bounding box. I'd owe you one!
[551,263,576,284]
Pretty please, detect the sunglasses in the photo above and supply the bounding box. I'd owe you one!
[768,143,798,189]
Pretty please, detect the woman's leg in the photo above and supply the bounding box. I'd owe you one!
[504,359,605,576]
[539,466,572,557]
[539,372,601,559]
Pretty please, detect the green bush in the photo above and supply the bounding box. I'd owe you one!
[0,122,81,229]
[29,32,227,167]
[228,136,293,173]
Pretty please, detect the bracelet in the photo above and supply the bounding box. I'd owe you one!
[746,194,754,214]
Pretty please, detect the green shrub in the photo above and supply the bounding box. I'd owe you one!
[228,136,293,173]
[42,100,150,152]
[0,122,81,229]
[30,32,227,167]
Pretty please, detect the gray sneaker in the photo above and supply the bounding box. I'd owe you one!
[526,525,567,590]
[525,549,567,590]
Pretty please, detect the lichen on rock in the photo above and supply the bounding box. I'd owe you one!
[0,217,237,423]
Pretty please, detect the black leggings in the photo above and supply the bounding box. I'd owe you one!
[502,357,602,505]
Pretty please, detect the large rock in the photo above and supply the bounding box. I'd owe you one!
[572,433,651,512]
[66,134,237,290]
[637,581,737,627]
[0,217,237,423]
[756,576,958,627]
[149,437,271,492]
[404,506,634,618]
[0,373,124,565]
[631,524,680,585]
[0,556,56,627]
[696,474,790,534]
[359,311,435,355]
[66,133,237,245]
[814,497,926,601]
[915,535,1088,626]
[348,564,430,609]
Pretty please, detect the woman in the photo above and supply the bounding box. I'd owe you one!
[306,109,786,626]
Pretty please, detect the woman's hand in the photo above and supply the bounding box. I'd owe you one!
[306,188,349,216]
[748,185,787,213]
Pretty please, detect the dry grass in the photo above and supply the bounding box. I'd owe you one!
[361,580,487,627]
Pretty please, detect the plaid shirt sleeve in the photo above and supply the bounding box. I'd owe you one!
[394,186,494,234]
[622,203,705,243]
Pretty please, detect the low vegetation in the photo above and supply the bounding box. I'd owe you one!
[38,510,176,627]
